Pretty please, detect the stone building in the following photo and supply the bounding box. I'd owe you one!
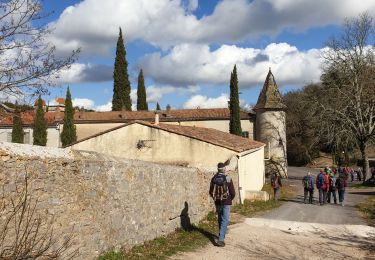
[0,110,61,147]
[69,120,266,203]
[254,69,287,176]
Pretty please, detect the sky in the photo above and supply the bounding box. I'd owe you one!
[35,0,375,111]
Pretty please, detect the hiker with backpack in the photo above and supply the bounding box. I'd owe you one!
[316,170,328,205]
[270,173,282,201]
[336,174,347,206]
[327,173,337,204]
[209,162,235,247]
[302,172,314,204]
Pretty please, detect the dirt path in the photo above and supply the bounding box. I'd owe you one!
[170,167,375,260]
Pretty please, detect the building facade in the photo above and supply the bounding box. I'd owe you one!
[69,120,266,203]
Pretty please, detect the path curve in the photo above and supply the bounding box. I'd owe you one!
[170,167,375,260]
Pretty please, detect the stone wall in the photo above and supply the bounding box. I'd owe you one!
[0,143,241,259]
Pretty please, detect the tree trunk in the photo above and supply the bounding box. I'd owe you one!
[359,142,369,182]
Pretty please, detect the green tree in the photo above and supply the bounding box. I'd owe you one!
[61,87,77,146]
[11,104,24,143]
[136,69,148,111]
[112,28,131,111]
[156,102,161,111]
[229,65,242,136]
[32,96,47,146]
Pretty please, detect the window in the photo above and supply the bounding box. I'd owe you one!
[241,131,249,138]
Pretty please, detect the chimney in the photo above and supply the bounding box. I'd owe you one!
[154,113,159,125]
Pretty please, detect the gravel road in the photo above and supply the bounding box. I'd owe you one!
[170,167,375,260]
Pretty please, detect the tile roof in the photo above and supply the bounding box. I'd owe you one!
[254,69,286,110]
[0,111,59,126]
[0,108,255,126]
[55,97,65,105]
[72,108,254,123]
[70,120,265,153]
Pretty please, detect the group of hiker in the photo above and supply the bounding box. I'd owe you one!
[302,167,349,206]
[208,162,373,248]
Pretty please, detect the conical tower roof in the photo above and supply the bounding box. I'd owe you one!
[253,68,286,110]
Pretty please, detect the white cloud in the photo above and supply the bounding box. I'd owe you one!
[183,93,252,109]
[72,98,95,109]
[48,0,375,54]
[139,42,323,87]
[95,101,112,111]
[55,63,112,84]
[183,93,229,109]
[146,85,199,102]
[70,84,199,112]
[184,0,198,12]
[49,0,200,54]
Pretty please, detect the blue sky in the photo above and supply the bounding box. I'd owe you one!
[37,0,375,111]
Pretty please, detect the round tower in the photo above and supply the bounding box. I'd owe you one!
[253,68,287,177]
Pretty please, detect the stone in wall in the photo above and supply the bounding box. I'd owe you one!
[0,143,237,259]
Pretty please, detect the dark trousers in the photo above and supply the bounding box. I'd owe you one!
[318,188,327,205]
[303,188,314,203]
[338,190,345,203]
[273,188,280,201]
[327,189,337,203]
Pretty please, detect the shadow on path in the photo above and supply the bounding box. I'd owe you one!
[178,201,218,246]
[348,191,375,196]
[318,233,375,257]
[191,226,218,246]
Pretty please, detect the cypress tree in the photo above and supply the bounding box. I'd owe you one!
[112,27,132,111]
[11,104,24,143]
[61,87,77,146]
[33,96,47,146]
[156,102,161,111]
[136,69,148,111]
[229,65,242,136]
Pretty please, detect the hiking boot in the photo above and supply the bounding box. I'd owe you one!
[216,241,225,247]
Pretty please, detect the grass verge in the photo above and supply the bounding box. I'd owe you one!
[232,183,295,217]
[99,183,296,260]
[99,212,217,260]
[356,196,375,227]
[351,182,375,189]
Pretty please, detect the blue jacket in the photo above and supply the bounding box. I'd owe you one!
[302,175,314,190]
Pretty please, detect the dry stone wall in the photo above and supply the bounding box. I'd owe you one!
[0,143,239,259]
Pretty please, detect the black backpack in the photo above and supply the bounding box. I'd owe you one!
[336,178,345,190]
[212,174,229,201]
[329,176,336,189]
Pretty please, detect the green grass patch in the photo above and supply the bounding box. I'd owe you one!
[357,196,375,227]
[232,199,281,217]
[232,183,295,217]
[98,251,124,260]
[99,212,217,260]
[351,182,375,189]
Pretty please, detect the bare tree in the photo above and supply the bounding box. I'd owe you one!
[0,0,79,98]
[0,171,77,259]
[321,13,375,180]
